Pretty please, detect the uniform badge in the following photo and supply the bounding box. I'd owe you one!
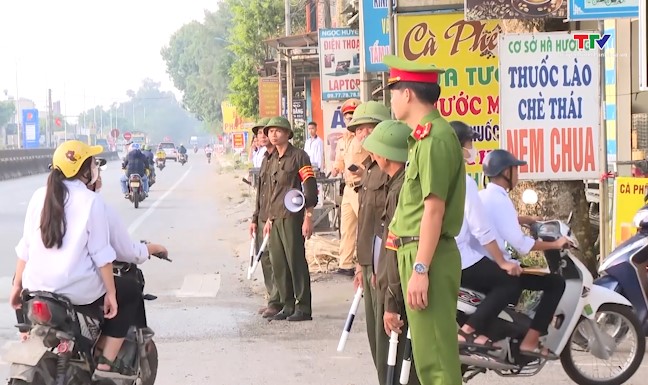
[412,122,432,141]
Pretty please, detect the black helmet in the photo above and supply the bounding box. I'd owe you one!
[482,149,527,177]
[449,121,478,146]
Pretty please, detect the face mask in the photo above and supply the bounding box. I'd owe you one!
[89,162,99,185]
[464,147,477,163]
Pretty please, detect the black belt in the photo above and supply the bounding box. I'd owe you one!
[393,236,420,248]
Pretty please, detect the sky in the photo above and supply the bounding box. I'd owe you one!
[0,0,220,116]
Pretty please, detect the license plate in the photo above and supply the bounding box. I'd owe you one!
[2,338,48,366]
[131,182,140,187]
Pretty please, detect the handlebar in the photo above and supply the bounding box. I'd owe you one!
[140,240,172,262]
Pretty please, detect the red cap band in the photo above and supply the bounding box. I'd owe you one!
[388,68,439,84]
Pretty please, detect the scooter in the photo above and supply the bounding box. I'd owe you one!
[457,189,645,385]
[156,158,165,171]
[128,174,145,209]
[595,198,648,335]
[4,246,171,385]
[178,154,187,166]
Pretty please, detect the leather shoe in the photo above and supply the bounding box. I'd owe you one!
[336,268,355,277]
[262,306,281,318]
[287,311,312,322]
[257,306,267,315]
[272,309,294,321]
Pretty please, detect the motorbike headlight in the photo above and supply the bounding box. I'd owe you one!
[633,209,648,228]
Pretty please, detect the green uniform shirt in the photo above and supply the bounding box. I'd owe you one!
[252,150,274,224]
[356,157,389,266]
[388,109,466,239]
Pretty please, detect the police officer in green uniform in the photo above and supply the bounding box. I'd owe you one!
[382,55,466,385]
[363,120,421,385]
[347,101,391,379]
[250,117,283,318]
[263,116,318,321]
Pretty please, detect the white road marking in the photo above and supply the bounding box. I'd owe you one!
[175,274,221,298]
[127,166,193,235]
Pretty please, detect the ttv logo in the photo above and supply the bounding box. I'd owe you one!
[573,34,611,50]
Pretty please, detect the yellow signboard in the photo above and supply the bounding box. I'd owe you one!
[396,13,500,175]
[613,177,648,247]
[221,101,255,134]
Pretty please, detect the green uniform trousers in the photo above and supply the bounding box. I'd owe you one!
[397,241,462,385]
[268,216,312,314]
[256,219,281,308]
[362,265,378,367]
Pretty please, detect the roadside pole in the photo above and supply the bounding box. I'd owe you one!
[598,20,610,264]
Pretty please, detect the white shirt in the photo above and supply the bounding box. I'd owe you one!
[252,147,267,168]
[16,180,116,305]
[472,183,535,263]
[205,147,213,154]
[304,136,324,169]
[105,204,149,264]
[456,175,498,270]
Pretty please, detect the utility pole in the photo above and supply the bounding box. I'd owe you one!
[285,0,291,36]
[47,89,54,148]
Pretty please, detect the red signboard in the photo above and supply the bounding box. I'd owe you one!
[123,132,132,141]
[232,133,245,149]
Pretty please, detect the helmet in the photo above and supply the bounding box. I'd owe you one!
[362,120,411,163]
[52,140,104,178]
[142,145,150,151]
[482,149,527,177]
[263,116,294,139]
[341,98,361,115]
[252,117,272,136]
[131,143,141,151]
[347,101,391,132]
[449,121,478,146]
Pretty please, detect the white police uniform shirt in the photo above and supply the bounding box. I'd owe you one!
[252,146,267,168]
[105,204,149,264]
[304,136,324,169]
[471,183,535,264]
[456,175,499,270]
[15,180,116,305]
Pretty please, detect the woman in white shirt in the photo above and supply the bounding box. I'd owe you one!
[451,121,522,351]
[9,140,134,378]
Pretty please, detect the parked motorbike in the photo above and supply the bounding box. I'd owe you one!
[3,246,172,385]
[457,190,645,385]
[178,154,187,166]
[127,174,145,209]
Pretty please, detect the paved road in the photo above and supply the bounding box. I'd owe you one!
[0,155,645,384]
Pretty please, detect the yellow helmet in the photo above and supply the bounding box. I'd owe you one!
[52,140,104,178]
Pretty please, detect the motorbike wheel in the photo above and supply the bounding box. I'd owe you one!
[141,340,159,385]
[560,304,645,385]
[133,191,140,209]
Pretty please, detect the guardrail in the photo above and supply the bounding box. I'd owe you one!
[0,149,120,181]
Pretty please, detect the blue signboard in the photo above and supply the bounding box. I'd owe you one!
[21,109,40,149]
[568,0,638,20]
[362,0,389,73]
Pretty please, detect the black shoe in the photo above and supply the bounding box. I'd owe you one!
[272,309,294,321]
[336,268,355,277]
[287,311,312,322]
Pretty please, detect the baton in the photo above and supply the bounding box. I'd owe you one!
[249,233,256,269]
[337,287,363,352]
[247,234,269,280]
[399,327,412,384]
[386,324,400,385]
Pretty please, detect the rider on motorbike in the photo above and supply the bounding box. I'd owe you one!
[178,143,188,161]
[142,144,156,181]
[120,143,150,198]
[205,144,213,157]
[10,140,139,378]
[449,121,523,351]
[478,149,569,360]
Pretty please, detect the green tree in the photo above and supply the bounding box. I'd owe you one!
[0,100,16,128]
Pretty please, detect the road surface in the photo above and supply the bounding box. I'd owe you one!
[0,154,645,384]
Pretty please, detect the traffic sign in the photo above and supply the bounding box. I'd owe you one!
[123,132,132,141]
[164,136,172,142]
[111,128,120,138]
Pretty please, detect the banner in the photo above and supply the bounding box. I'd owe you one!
[318,28,361,101]
[568,0,638,20]
[465,0,566,20]
[396,13,500,175]
[361,0,389,73]
[221,101,255,134]
[322,101,347,172]
[292,100,306,122]
[232,132,246,149]
[21,109,40,149]
[499,32,600,181]
[258,77,280,117]
[613,177,648,247]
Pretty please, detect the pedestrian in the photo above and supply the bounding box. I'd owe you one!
[250,117,282,319]
[263,116,318,321]
[304,121,324,171]
[347,101,392,378]
[363,119,422,385]
[332,98,368,276]
[382,54,466,385]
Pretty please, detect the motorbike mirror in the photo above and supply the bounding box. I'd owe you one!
[522,189,538,205]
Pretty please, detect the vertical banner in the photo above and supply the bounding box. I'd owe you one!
[568,0,639,20]
[640,0,648,91]
[499,32,600,181]
[258,77,281,117]
[232,133,245,149]
[604,20,618,162]
[322,101,346,172]
[361,0,389,73]
[292,100,306,123]
[318,28,361,101]
[612,177,648,247]
[221,101,255,134]
[22,109,40,149]
[396,13,501,175]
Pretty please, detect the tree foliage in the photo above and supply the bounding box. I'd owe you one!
[0,100,16,128]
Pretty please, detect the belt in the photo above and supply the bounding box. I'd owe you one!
[385,232,420,251]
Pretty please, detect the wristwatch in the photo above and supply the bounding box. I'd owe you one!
[305,211,313,218]
[413,262,428,275]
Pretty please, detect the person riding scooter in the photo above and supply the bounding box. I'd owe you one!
[178,143,188,162]
[477,149,570,360]
[205,144,213,162]
[141,145,156,185]
[121,143,150,198]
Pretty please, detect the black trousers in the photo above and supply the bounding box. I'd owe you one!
[461,257,520,333]
[516,273,566,335]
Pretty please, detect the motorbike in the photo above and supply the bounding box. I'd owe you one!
[595,199,648,335]
[178,154,187,166]
[127,174,145,209]
[457,190,645,385]
[155,158,165,171]
[3,246,172,385]
[206,152,212,164]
